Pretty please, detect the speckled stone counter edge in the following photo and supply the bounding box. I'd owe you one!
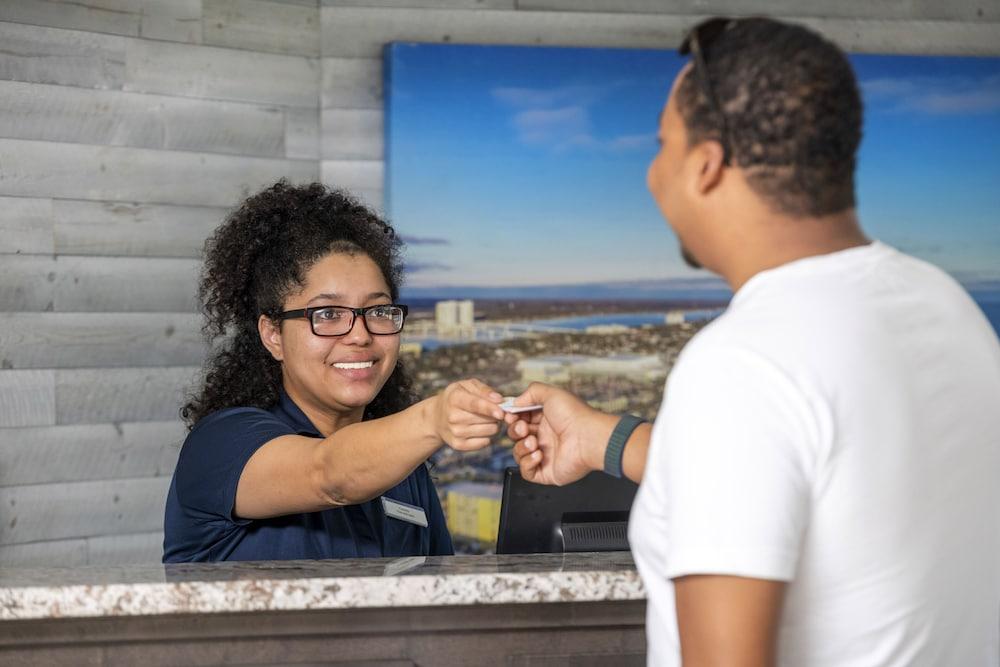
[1,569,646,620]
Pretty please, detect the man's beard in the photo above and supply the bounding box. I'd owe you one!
[680,244,702,269]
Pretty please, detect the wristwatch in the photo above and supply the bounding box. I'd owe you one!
[603,414,647,478]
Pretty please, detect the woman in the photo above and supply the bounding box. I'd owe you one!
[163,181,505,562]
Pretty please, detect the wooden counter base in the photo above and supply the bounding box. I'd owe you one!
[1,599,646,666]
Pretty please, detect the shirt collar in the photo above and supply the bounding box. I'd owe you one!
[270,390,322,437]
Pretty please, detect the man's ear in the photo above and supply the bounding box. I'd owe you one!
[258,314,284,362]
[694,139,726,194]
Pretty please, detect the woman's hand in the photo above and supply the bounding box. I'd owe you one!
[433,379,506,451]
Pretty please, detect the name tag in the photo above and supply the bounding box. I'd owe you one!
[381,496,428,528]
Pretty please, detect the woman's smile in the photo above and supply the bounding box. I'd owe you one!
[329,357,379,380]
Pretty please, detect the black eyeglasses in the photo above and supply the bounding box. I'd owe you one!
[278,304,408,337]
[679,17,738,165]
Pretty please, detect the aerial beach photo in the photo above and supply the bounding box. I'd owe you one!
[385,42,1000,552]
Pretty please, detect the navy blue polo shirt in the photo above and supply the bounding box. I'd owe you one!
[162,391,453,562]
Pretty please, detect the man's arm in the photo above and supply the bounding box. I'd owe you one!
[674,575,785,667]
[619,421,651,483]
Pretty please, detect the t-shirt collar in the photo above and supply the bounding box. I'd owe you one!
[731,240,889,308]
[271,390,322,437]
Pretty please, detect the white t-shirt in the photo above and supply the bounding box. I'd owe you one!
[629,241,1000,666]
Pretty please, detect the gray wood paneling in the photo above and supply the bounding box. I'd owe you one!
[0,21,127,90]
[0,531,162,566]
[0,138,318,208]
[1,255,200,312]
[0,80,286,158]
[323,1,515,8]
[286,106,321,159]
[124,38,320,107]
[517,0,1000,22]
[0,476,170,545]
[332,187,383,213]
[53,199,223,259]
[0,537,88,567]
[321,158,383,192]
[322,108,383,159]
[0,420,184,487]
[55,366,199,424]
[321,57,382,109]
[0,80,160,148]
[320,7,1000,57]
[320,6,691,56]
[86,530,164,564]
[0,196,53,255]
[55,255,199,312]
[0,371,56,428]
[203,0,320,57]
[358,189,384,212]
[140,0,202,43]
[321,160,383,210]
[797,17,1000,55]
[0,255,55,312]
[0,313,205,369]
[0,0,141,38]
[162,100,286,158]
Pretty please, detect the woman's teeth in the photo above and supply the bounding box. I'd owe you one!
[333,361,375,369]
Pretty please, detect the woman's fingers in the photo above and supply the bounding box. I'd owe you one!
[450,400,504,423]
[452,436,494,451]
[453,422,501,438]
[461,378,503,402]
[449,383,504,421]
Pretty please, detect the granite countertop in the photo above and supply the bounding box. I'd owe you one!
[0,552,645,621]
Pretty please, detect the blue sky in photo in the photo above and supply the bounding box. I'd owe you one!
[385,43,1000,294]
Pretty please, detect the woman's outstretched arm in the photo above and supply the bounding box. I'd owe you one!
[233,379,504,519]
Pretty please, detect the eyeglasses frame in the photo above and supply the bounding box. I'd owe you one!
[277,304,409,337]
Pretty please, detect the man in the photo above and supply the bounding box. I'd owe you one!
[506,17,1000,666]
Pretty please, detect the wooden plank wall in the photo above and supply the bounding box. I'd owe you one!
[0,0,321,567]
[2,0,998,567]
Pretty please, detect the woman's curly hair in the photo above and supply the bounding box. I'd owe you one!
[182,181,417,428]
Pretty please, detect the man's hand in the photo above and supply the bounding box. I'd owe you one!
[504,383,615,486]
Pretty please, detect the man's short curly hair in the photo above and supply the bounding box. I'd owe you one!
[676,18,862,217]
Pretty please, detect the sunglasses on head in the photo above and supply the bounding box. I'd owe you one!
[679,17,739,166]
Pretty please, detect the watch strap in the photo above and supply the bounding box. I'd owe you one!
[604,414,646,478]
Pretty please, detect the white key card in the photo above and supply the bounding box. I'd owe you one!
[500,397,543,414]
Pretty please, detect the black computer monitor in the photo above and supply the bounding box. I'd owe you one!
[496,467,639,554]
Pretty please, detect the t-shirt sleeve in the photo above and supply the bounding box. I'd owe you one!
[651,342,823,582]
[174,408,296,526]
